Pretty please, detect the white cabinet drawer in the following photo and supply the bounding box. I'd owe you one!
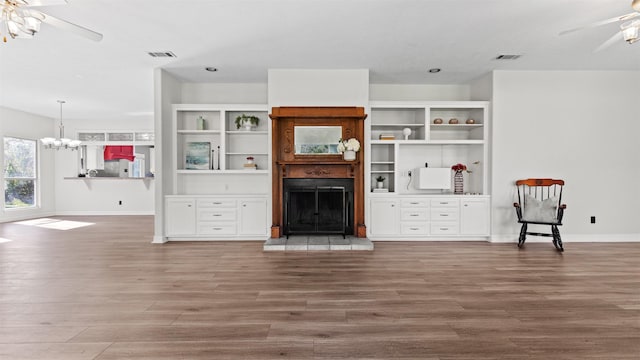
[198,222,236,235]
[401,223,429,235]
[198,209,236,221]
[401,208,429,221]
[197,199,237,208]
[400,199,429,208]
[431,223,459,235]
[430,199,459,208]
[431,209,459,221]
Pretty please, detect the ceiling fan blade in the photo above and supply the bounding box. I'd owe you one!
[22,0,69,6]
[559,12,640,35]
[40,12,103,41]
[594,31,622,52]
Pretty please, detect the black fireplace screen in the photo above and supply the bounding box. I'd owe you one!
[284,178,354,237]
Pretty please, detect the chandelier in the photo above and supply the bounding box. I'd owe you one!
[1,0,43,42]
[40,100,81,150]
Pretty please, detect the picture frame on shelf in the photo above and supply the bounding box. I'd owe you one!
[185,142,211,170]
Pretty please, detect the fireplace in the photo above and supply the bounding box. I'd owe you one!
[284,178,354,237]
[270,107,367,238]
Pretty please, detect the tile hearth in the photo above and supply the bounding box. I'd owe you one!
[263,236,374,251]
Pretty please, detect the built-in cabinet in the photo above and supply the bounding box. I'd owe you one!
[367,101,491,240]
[369,196,490,239]
[163,101,491,242]
[165,195,268,239]
[165,104,271,241]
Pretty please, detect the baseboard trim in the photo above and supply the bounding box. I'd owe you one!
[369,236,490,242]
[55,211,155,216]
[491,233,640,243]
[152,235,167,244]
[0,210,57,223]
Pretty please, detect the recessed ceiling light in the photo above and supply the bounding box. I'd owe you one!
[428,68,441,73]
[205,67,218,72]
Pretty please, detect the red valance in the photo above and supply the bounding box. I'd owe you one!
[104,145,135,161]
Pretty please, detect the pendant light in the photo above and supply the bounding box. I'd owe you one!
[40,100,81,150]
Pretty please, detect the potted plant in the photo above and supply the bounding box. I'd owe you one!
[375,175,385,189]
[235,114,260,131]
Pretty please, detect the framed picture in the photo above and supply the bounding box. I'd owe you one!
[185,142,211,170]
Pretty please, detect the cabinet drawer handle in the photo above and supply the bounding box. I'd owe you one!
[440,227,449,231]
[410,227,420,230]
[213,202,222,205]
[213,214,222,217]
[391,204,395,207]
[410,214,419,217]
[439,202,449,205]
[410,202,419,205]
[213,227,223,230]
[440,214,449,217]
[187,204,192,207]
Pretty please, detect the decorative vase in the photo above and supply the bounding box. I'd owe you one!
[454,170,464,194]
[402,127,412,140]
[197,117,205,130]
[377,181,384,189]
[244,122,253,131]
[343,150,356,161]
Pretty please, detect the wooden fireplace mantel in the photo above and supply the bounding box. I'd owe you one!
[270,107,367,238]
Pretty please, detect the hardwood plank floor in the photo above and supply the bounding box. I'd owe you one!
[0,215,639,359]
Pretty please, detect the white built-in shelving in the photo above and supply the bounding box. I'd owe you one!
[366,101,491,240]
[166,104,271,241]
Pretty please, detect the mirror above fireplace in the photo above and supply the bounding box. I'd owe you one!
[294,126,342,155]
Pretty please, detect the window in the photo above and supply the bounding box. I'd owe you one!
[4,137,37,209]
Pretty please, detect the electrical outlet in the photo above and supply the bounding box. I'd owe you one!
[590,216,596,224]
[118,200,122,205]
[408,170,412,177]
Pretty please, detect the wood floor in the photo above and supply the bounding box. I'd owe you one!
[0,216,639,359]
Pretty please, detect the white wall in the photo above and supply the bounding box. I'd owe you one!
[55,117,155,215]
[491,71,640,241]
[182,83,267,104]
[0,107,56,222]
[269,69,369,106]
[370,84,470,101]
[154,69,183,243]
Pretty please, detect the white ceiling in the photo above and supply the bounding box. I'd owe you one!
[1,0,639,123]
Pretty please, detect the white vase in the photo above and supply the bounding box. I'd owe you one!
[343,150,356,161]
[244,122,253,131]
[377,181,384,189]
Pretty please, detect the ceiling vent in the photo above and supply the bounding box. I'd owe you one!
[147,51,177,58]
[495,54,521,60]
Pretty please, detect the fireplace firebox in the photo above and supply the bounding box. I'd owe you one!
[284,178,354,237]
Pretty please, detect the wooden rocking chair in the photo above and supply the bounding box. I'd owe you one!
[513,178,567,251]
